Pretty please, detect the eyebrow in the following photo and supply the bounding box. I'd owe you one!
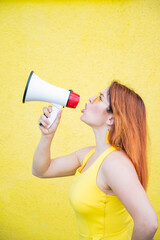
[100,92,104,97]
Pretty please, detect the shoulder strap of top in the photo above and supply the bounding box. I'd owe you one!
[95,146,117,166]
[76,149,95,174]
[82,148,95,166]
[76,146,118,175]
[80,146,117,169]
[80,148,95,169]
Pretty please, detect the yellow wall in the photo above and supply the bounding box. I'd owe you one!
[0,0,160,239]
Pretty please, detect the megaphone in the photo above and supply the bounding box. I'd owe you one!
[22,71,80,128]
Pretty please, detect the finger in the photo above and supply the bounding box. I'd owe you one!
[39,124,49,134]
[41,114,50,125]
[43,107,50,118]
[39,119,48,128]
[48,105,52,113]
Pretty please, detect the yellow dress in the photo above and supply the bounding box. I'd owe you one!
[69,145,132,240]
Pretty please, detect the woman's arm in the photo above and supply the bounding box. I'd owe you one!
[103,151,158,240]
[32,105,95,178]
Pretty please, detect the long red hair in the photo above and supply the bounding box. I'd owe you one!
[107,81,148,190]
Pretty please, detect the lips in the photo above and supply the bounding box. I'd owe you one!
[81,104,87,113]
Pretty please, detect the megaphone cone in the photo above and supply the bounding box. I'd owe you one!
[22,71,80,128]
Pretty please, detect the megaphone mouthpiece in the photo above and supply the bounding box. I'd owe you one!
[67,90,80,108]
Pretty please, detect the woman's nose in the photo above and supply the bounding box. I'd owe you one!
[89,96,95,103]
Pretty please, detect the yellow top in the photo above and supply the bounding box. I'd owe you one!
[69,145,131,240]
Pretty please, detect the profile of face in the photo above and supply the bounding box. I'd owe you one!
[80,87,114,129]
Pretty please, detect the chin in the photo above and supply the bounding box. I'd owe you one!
[80,114,87,123]
[80,114,93,127]
[80,114,85,122]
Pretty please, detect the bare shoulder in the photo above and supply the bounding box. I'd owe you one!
[101,149,139,194]
[76,146,95,166]
[102,149,137,178]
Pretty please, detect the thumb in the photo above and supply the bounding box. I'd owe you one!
[54,109,63,124]
[49,110,62,130]
[57,109,62,118]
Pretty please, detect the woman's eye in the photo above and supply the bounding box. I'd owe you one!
[99,95,102,100]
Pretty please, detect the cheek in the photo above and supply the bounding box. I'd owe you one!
[89,104,106,117]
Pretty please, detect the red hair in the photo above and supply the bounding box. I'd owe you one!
[107,81,148,190]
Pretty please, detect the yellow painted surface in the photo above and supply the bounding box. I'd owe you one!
[0,0,160,239]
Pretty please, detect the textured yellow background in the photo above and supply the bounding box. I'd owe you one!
[0,0,160,239]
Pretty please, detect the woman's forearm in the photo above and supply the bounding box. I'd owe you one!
[131,221,158,240]
[32,134,54,177]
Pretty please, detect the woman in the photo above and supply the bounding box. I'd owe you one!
[32,81,158,240]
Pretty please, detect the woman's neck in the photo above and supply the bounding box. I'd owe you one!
[92,127,111,155]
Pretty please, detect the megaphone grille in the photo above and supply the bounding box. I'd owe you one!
[22,71,34,103]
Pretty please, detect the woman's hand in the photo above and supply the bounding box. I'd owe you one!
[39,105,62,137]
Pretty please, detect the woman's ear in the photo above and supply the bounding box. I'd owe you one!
[106,115,114,127]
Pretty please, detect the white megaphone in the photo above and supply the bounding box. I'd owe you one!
[22,71,80,128]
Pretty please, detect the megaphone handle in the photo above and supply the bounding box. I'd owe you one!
[47,104,62,128]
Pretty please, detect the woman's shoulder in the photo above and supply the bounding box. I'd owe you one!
[76,145,95,166]
[102,148,137,177]
[101,148,139,192]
